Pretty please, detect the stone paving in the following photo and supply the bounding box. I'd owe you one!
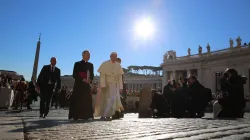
[0,116,24,140]
[1,102,250,140]
[23,114,250,140]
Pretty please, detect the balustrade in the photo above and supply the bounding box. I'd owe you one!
[164,46,250,62]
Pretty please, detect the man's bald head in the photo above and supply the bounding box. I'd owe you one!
[110,52,117,62]
[50,57,57,66]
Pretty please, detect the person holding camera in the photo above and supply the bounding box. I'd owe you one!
[217,68,246,118]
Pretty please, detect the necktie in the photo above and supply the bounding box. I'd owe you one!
[51,66,54,72]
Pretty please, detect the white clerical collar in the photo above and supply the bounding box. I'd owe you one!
[110,60,116,64]
[82,59,88,63]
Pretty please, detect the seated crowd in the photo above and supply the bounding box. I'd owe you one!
[149,68,247,118]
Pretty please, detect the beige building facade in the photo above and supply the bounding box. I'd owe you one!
[124,75,162,91]
[161,37,250,96]
[61,74,162,91]
[94,74,162,91]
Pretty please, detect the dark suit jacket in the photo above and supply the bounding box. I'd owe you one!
[37,65,61,91]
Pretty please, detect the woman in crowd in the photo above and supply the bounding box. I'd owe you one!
[217,68,246,118]
[13,78,27,110]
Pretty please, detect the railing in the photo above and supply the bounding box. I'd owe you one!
[210,48,229,56]
[164,45,250,62]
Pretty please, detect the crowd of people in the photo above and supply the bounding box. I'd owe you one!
[0,74,32,109]
[0,74,17,89]
[149,68,247,118]
[126,91,140,97]
[0,73,73,110]
[150,76,212,118]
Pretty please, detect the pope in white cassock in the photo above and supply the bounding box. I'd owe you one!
[94,52,124,119]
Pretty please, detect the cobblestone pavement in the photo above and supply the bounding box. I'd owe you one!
[22,114,250,140]
[1,103,250,140]
[0,117,24,140]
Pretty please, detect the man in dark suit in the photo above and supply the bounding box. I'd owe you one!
[37,57,61,118]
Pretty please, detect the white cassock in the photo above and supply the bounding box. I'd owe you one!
[94,60,124,117]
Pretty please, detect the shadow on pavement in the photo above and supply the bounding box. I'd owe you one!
[4,110,23,114]
[8,118,106,133]
[0,121,23,126]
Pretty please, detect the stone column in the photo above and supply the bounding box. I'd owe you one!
[187,70,191,78]
[172,71,176,80]
[245,71,250,96]
[211,71,216,93]
[197,69,203,83]
[175,71,179,79]
[239,68,249,96]
[162,71,167,89]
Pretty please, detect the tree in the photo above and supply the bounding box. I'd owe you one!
[126,65,162,76]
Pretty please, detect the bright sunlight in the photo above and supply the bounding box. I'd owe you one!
[134,17,155,40]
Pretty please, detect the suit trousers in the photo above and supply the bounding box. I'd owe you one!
[40,85,54,116]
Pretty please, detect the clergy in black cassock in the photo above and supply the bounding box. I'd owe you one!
[69,50,94,120]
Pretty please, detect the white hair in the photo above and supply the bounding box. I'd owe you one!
[111,52,117,55]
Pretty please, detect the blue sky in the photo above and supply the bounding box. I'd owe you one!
[1,0,250,80]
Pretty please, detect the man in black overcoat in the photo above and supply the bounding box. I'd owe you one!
[37,57,61,118]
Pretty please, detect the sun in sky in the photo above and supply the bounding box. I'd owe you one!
[134,17,155,40]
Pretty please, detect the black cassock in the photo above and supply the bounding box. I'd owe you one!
[68,60,94,120]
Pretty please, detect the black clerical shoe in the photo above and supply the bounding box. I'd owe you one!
[100,117,105,120]
[105,117,112,121]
